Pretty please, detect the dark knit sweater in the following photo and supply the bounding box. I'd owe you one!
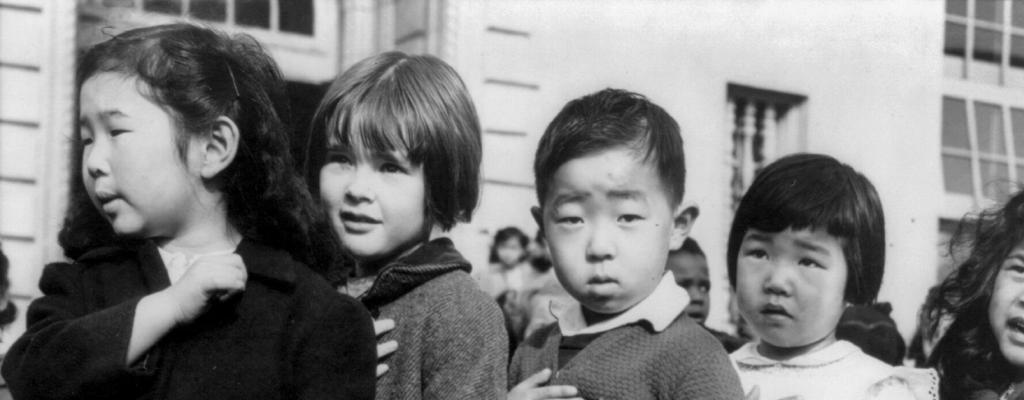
[509,312,742,400]
[355,238,507,400]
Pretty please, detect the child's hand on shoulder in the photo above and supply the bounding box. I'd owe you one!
[508,369,581,400]
[373,318,398,378]
[162,253,247,323]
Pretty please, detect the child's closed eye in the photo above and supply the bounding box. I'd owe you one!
[1005,263,1024,274]
[743,248,769,259]
[618,214,644,223]
[555,216,584,226]
[380,163,406,174]
[798,257,825,269]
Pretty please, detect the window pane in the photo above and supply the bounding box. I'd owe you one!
[974,27,1003,63]
[943,155,974,194]
[1015,0,1024,28]
[976,102,1007,156]
[946,22,967,58]
[1013,35,1024,68]
[280,0,314,35]
[236,0,270,28]
[943,97,971,150]
[103,0,135,7]
[980,159,1011,199]
[975,0,1004,23]
[947,0,967,17]
[1013,108,1024,158]
[191,0,226,22]
[144,0,181,14]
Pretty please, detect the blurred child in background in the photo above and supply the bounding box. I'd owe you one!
[667,236,746,352]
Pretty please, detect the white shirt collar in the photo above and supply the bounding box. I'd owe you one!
[732,340,862,368]
[551,272,690,336]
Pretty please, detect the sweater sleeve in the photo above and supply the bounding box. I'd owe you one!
[291,281,377,400]
[668,327,744,400]
[421,290,508,400]
[2,262,151,400]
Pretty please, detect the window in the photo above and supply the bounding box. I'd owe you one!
[941,95,1024,202]
[944,0,1024,87]
[726,84,807,209]
[139,0,313,35]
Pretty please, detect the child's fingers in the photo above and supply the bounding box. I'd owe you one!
[377,340,397,358]
[530,385,579,399]
[374,318,395,336]
[518,368,553,387]
[375,363,389,378]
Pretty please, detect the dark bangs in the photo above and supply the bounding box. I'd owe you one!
[307,52,482,231]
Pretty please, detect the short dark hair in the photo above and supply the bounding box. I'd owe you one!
[534,88,685,207]
[489,226,530,264]
[306,52,481,231]
[925,188,1024,398]
[671,237,705,258]
[726,153,886,305]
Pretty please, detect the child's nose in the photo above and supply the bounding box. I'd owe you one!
[585,222,617,262]
[343,167,375,203]
[83,139,109,179]
[762,264,792,296]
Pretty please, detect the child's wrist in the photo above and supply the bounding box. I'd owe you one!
[147,289,187,325]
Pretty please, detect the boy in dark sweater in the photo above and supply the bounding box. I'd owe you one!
[507,89,742,400]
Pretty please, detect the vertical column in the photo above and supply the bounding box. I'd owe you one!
[741,101,758,190]
[340,0,378,70]
[760,104,777,169]
[37,0,77,275]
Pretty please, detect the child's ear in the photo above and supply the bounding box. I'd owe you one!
[670,201,699,250]
[531,206,544,236]
[199,116,240,179]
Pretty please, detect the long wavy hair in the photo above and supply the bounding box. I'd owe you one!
[925,189,1024,399]
[61,23,336,271]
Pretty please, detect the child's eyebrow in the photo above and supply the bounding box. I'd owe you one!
[1006,253,1024,263]
[793,238,832,255]
[79,109,127,127]
[552,192,589,208]
[606,189,646,202]
[744,232,773,243]
[99,109,128,122]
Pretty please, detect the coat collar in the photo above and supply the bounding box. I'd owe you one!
[358,238,470,310]
[76,238,298,290]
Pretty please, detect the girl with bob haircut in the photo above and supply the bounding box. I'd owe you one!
[727,153,935,399]
[927,188,1024,399]
[2,23,376,400]
[307,52,507,399]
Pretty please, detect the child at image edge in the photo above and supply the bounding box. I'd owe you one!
[1,24,376,400]
[306,52,508,399]
[507,88,743,400]
[728,153,936,400]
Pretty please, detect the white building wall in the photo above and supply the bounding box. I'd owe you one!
[0,0,77,348]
